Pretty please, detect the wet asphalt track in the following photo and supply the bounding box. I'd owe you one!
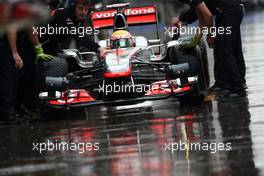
[0,8,264,176]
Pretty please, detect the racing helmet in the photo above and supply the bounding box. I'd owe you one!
[110,30,134,49]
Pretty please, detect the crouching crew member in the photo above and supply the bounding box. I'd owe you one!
[37,0,110,60]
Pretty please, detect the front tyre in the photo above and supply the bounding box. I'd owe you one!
[36,57,68,92]
[169,42,208,104]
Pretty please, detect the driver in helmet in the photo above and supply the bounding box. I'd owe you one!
[110,30,134,49]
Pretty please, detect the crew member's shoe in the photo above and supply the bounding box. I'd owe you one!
[243,83,248,90]
[17,105,32,119]
[208,84,222,93]
[218,90,247,103]
[208,84,229,95]
[0,113,23,124]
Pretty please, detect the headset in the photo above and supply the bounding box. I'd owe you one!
[178,0,193,5]
[69,0,92,8]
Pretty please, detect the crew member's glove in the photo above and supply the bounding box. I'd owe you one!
[99,47,112,59]
[179,35,200,49]
[34,44,54,64]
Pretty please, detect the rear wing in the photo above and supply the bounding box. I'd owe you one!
[91,5,158,28]
[91,5,160,39]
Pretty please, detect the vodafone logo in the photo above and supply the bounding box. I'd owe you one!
[93,6,156,19]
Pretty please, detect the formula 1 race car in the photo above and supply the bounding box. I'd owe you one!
[38,3,209,110]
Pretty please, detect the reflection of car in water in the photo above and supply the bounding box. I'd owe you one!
[88,104,222,175]
[43,100,258,176]
[38,3,209,111]
[218,100,259,176]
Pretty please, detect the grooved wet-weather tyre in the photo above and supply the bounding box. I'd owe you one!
[169,42,208,104]
[36,57,68,91]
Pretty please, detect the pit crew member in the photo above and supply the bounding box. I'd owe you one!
[36,0,111,62]
[172,0,246,100]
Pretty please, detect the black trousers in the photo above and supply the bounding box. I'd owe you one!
[17,32,37,110]
[214,5,246,92]
[0,53,18,116]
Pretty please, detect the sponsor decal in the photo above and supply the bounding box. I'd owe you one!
[92,6,156,20]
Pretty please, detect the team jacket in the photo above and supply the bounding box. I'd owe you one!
[179,0,242,24]
[39,7,100,55]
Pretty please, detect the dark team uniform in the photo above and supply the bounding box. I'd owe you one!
[179,0,246,94]
[0,36,19,117]
[39,7,100,55]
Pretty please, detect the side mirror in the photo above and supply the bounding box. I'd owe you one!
[135,36,148,47]
[146,40,166,61]
[148,39,161,45]
[167,40,179,49]
[62,49,78,59]
[98,40,109,48]
[78,52,97,68]
[62,49,97,68]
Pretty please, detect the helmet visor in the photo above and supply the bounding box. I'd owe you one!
[111,38,133,49]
